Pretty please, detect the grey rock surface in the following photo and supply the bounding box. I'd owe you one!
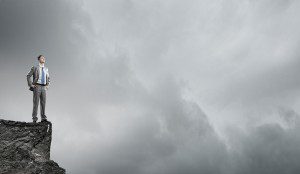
[0,119,65,174]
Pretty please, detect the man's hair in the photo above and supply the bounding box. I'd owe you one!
[37,55,44,60]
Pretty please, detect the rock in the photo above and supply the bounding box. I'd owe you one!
[0,119,65,174]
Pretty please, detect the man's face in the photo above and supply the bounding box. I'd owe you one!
[39,56,45,63]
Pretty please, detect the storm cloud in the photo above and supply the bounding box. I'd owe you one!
[1,0,300,173]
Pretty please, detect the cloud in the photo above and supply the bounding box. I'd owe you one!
[61,73,228,174]
[225,106,300,174]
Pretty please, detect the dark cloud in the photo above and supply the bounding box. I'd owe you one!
[0,0,92,71]
[226,107,300,174]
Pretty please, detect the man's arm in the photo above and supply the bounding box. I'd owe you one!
[46,69,50,90]
[26,66,34,87]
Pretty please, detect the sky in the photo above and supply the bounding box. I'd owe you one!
[0,0,300,173]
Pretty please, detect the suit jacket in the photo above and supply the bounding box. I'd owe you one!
[26,65,50,88]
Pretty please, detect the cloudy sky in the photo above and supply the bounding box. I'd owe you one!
[1,0,300,173]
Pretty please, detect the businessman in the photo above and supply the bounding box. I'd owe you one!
[27,55,50,123]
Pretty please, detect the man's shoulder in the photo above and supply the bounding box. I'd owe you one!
[31,65,48,70]
[32,65,38,69]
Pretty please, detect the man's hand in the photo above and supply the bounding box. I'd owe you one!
[45,85,49,90]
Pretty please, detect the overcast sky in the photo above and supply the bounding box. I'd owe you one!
[1,0,300,173]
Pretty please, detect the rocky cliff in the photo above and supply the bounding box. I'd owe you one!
[0,119,65,174]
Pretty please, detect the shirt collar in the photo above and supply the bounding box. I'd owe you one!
[38,63,45,68]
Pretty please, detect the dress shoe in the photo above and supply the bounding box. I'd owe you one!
[41,119,48,122]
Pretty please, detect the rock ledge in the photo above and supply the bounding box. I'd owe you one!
[0,119,65,174]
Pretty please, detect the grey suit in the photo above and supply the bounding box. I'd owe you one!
[27,65,50,122]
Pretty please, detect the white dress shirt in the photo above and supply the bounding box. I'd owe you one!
[37,63,49,85]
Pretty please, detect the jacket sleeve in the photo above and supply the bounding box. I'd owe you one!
[26,66,34,87]
[47,69,50,87]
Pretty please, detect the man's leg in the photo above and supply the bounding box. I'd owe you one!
[32,85,40,122]
[40,86,47,121]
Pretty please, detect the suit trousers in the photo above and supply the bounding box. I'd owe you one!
[32,85,47,121]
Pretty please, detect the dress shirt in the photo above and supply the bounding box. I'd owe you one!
[37,63,48,85]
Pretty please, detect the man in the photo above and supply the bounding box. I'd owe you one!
[26,55,50,123]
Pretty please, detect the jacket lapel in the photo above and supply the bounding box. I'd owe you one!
[35,66,39,83]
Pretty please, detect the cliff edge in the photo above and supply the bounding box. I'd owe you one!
[0,119,65,174]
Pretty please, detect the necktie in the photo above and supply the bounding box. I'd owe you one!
[41,67,45,84]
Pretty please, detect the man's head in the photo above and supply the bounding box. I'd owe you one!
[37,55,45,64]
